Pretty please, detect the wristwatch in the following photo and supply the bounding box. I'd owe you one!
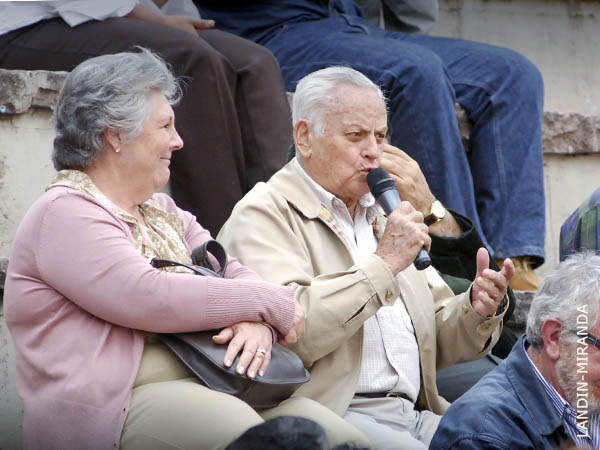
[424,200,446,226]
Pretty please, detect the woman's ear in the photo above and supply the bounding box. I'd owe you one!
[294,119,313,160]
[103,129,121,152]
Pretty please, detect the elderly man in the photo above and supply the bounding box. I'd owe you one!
[431,252,600,449]
[218,66,513,449]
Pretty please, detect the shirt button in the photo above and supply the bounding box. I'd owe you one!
[385,291,394,302]
[462,305,469,314]
[481,322,491,330]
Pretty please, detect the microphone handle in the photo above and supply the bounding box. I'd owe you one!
[414,248,431,270]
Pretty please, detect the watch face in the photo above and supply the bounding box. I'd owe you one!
[431,201,446,219]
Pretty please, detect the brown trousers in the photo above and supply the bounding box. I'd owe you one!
[0,17,292,235]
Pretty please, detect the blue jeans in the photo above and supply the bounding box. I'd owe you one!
[264,13,546,263]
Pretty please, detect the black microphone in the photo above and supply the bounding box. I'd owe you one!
[367,168,431,271]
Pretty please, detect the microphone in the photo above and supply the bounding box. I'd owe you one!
[366,168,431,271]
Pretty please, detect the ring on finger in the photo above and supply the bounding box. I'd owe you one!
[255,348,267,355]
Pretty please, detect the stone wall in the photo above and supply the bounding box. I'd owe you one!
[434,0,600,116]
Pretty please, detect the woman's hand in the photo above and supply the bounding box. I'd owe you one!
[212,322,273,378]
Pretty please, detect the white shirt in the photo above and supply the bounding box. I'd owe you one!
[0,0,200,37]
[295,159,421,402]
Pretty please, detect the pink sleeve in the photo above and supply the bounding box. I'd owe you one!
[36,193,294,335]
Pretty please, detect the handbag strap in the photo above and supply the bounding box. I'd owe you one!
[150,239,228,278]
[191,239,228,276]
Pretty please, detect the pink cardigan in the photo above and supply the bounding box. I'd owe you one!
[4,186,295,450]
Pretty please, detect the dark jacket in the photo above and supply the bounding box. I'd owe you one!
[430,336,570,450]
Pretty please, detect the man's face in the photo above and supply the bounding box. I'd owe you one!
[557,316,600,414]
[301,84,388,210]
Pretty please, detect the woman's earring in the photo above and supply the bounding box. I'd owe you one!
[115,147,121,153]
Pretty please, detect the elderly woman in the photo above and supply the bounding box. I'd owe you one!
[4,49,368,450]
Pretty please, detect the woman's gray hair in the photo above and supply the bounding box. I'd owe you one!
[52,47,182,170]
[292,66,387,138]
[526,252,600,348]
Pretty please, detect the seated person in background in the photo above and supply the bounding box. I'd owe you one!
[0,0,293,236]
[560,187,600,262]
[218,66,514,450]
[3,49,369,450]
[431,252,600,449]
[195,0,546,290]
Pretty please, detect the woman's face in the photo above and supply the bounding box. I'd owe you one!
[119,91,183,193]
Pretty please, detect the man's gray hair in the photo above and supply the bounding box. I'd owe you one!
[526,252,600,348]
[52,47,182,171]
[292,66,387,138]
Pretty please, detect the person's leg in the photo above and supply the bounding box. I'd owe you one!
[436,354,501,403]
[198,29,292,189]
[0,18,248,236]
[343,396,441,450]
[396,34,546,265]
[259,396,371,448]
[121,378,263,450]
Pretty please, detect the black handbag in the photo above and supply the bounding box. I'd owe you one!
[150,240,310,408]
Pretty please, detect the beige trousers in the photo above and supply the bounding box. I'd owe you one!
[120,343,370,450]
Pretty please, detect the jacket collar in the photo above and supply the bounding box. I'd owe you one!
[270,160,386,250]
[506,335,566,437]
[269,159,324,219]
[271,159,385,222]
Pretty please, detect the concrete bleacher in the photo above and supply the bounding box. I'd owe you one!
[1,1,599,448]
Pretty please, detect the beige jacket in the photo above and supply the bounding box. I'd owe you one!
[218,160,504,416]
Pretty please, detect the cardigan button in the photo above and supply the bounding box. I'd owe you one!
[385,291,394,302]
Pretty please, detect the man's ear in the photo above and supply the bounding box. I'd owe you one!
[104,129,121,152]
[541,318,564,362]
[294,119,313,160]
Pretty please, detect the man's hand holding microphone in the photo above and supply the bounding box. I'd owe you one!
[369,143,514,315]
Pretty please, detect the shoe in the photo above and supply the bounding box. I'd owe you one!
[496,256,540,291]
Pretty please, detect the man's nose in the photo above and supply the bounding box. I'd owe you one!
[362,135,382,158]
